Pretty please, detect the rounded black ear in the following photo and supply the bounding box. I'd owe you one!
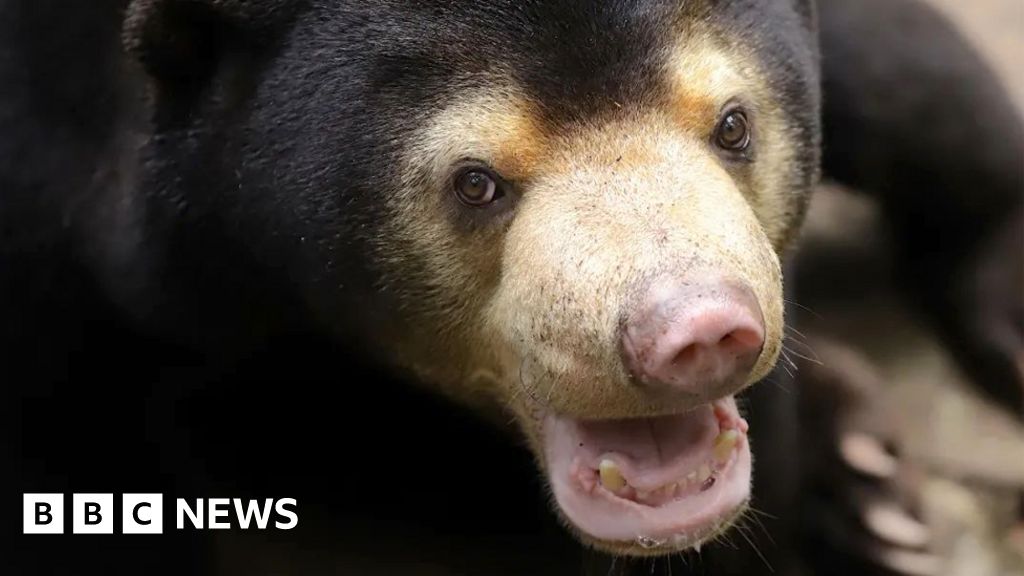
[123,0,297,85]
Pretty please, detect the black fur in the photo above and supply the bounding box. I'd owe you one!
[1,1,1018,574]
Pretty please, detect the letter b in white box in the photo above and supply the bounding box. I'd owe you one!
[23,494,63,534]
[72,493,113,534]
[122,494,163,534]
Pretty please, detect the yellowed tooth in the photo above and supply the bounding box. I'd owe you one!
[713,430,740,463]
[697,464,712,485]
[599,459,627,491]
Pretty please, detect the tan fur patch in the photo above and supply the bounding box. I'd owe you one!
[664,31,804,250]
[371,84,553,408]
[665,36,744,134]
[407,87,551,185]
[491,117,550,183]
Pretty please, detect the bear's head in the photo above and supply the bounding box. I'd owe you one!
[125,0,819,555]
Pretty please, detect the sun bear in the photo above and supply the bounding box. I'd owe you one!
[1,0,1019,575]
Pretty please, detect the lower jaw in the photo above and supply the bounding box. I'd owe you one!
[541,397,753,555]
[577,503,750,557]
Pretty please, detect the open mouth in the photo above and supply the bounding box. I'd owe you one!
[543,397,751,554]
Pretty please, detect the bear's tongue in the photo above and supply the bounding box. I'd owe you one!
[543,398,752,548]
[574,405,720,490]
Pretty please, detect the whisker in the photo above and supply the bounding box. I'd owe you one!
[778,361,795,379]
[736,522,774,573]
[717,528,740,550]
[517,357,546,407]
[782,326,823,364]
[782,345,823,366]
[761,375,792,394]
[545,376,556,405]
[750,515,777,547]
[783,323,806,337]
[745,505,780,521]
[741,507,778,547]
[780,350,800,371]
[606,556,617,576]
[783,298,822,320]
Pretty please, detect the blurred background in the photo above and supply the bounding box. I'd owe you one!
[796,0,1024,574]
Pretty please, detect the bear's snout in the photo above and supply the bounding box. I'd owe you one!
[620,275,765,401]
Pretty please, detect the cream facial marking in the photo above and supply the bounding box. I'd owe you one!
[663,32,805,249]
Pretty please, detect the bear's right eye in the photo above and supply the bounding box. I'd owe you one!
[453,167,505,207]
[715,108,752,152]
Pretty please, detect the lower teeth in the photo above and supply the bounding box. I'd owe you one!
[595,428,738,498]
[599,459,627,491]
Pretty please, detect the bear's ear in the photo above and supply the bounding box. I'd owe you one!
[123,0,297,85]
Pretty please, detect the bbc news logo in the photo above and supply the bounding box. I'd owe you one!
[23,494,298,534]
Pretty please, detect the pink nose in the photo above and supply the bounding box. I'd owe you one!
[620,277,765,398]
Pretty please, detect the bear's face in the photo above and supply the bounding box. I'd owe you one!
[130,0,819,557]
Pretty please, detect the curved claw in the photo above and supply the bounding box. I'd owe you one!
[798,336,938,576]
[840,431,899,481]
[861,500,931,550]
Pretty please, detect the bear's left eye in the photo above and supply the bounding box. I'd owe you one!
[714,108,752,152]
[453,167,504,206]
